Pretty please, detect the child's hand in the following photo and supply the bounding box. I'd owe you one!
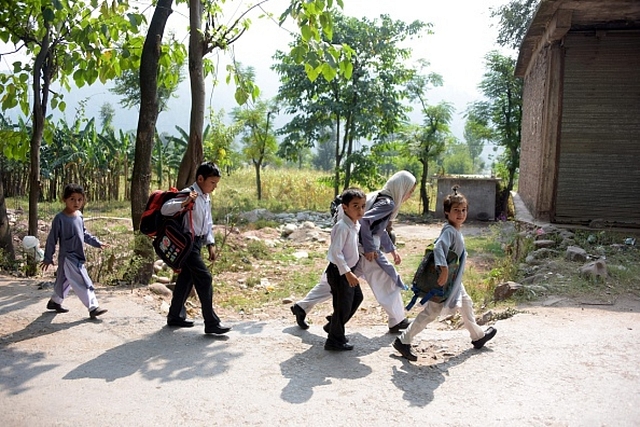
[437,265,449,286]
[364,251,378,262]
[345,271,360,287]
[391,250,402,265]
[40,260,53,272]
[100,243,111,249]
[207,245,216,262]
[183,191,198,208]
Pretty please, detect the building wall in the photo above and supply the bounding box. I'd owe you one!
[435,178,500,221]
[519,42,565,222]
[555,31,640,226]
[518,46,550,220]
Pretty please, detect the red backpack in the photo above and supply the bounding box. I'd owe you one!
[140,187,195,271]
[139,187,191,237]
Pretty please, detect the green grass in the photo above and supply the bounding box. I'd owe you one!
[9,167,638,316]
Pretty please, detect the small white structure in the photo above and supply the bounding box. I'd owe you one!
[436,176,500,221]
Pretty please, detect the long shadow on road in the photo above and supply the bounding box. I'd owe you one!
[62,326,242,383]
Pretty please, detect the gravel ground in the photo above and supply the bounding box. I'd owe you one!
[1,223,639,426]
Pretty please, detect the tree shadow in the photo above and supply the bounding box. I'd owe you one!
[63,326,242,383]
[279,326,396,404]
[390,347,481,407]
[0,311,88,395]
[0,278,48,318]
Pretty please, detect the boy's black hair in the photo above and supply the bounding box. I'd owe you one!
[340,187,366,206]
[62,183,85,200]
[196,162,222,180]
[443,185,468,214]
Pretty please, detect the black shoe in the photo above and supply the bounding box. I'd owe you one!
[324,341,354,351]
[205,323,231,335]
[290,304,309,330]
[472,327,497,349]
[46,299,69,313]
[89,307,108,319]
[167,318,195,328]
[393,337,418,361]
[389,318,411,334]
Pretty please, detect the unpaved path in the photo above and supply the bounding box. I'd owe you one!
[1,223,639,426]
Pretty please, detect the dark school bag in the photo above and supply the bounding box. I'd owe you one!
[152,212,194,272]
[405,242,460,311]
[140,187,194,271]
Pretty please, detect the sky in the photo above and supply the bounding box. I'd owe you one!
[2,0,514,149]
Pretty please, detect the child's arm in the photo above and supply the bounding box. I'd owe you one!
[81,214,105,249]
[433,226,456,286]
[360,201,394,261]
[41,216,60,270]
[161,190,196,216]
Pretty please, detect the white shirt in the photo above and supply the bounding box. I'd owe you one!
[327,214,360,276]
[160,182,215,246]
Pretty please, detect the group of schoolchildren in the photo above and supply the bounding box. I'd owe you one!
[42,163,496,362]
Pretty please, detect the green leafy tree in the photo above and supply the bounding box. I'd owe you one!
[443,140,474,175]
[274,13,427,194]
[110,40,185,114]
[204,109,242,174]
[232,99,279,200]
[311,128,336,172]
[463,112,492,173]
[99,102,116,133]
[467,51,523,216]
[402,102,454,214]
[490,0,539,50]
[0,0,145,238]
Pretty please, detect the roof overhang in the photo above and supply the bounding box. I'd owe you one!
[515,0,640,77]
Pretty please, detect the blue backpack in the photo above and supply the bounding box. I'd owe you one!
[405,242,460,310]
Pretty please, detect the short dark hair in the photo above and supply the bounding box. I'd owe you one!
[341,187,366,206]
[443,185,468,213]
[196,162,221,180]
[62,183,85,200]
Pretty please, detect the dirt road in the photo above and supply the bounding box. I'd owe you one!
[1,224,639,426]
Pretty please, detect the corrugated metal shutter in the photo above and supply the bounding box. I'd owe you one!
[555,31,640,227]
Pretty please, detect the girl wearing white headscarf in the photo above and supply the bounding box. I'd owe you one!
[291,171,416,332]
[355,170,416,331]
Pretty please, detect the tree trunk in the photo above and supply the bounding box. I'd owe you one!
[0,174,15,265]
[28,26,51,238]
[131,0,174,231]
[254,160,262,200]
[130,0,174,284]
[177,0,205,189]
[420,159,429,215]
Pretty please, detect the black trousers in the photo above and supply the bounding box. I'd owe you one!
[167,237,221,327]
[326,262,363,345]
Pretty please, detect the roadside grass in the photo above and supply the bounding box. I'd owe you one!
[7,168,639,316]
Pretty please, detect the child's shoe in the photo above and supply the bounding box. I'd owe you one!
[471,326,497,349]
[290,304,309,330]
[393,337,418,361]
[89,307,108,319]
[389,318,411,333]
[46,299,69,313]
